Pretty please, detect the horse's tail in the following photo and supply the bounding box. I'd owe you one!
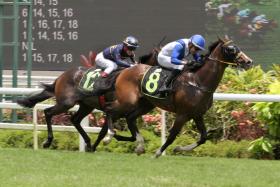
[40,82,56,94]
[80,51,97,67]
[17,81,56,108]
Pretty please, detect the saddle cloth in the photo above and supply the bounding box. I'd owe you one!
[141,66,172,99]
[79,67,102,93]
[79,67,121,95]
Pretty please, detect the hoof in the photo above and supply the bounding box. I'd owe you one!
[173,146,182,153]
[85,145,93,152]
[135,145,145,156]
[91,147,96,153]
[178,143,198,152]
[153,149,162,158]
[103,135,113,145]
[42,140,51,148]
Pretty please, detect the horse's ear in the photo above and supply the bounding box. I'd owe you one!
[224,34,230,40]
[217,35,224,42]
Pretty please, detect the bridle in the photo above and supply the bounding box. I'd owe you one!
[207,40,245,66]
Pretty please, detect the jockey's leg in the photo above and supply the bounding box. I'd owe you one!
[95,52,117,77]
[157,53,183,93]
[92,53,118,96]
[160,69,181,91]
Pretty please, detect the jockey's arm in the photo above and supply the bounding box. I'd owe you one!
[171,44,187,65]
[192,53,203,63]
[113,50,132,68]
[114,53,133,67]
[130,54,138,64]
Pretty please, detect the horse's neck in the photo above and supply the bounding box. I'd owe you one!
[199,58,226,91]
[190,45,227,92]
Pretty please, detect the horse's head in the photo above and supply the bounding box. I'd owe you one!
[208,36,253,70]
[268,19,278,29]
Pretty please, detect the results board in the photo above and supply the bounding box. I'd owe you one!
[3,0,205,70]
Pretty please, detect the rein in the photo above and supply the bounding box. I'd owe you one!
[182,39,237,93]
[207,56,237,66]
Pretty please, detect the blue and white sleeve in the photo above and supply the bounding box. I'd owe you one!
[171,44,185,65]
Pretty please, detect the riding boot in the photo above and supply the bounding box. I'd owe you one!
[158,69,181,93]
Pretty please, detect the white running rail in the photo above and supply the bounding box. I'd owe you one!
[0,87,280,153]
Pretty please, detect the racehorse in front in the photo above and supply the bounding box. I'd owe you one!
[104,37,253,158]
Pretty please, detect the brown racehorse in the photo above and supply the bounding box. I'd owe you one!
[16,49,159,154]
[104,37,253,158]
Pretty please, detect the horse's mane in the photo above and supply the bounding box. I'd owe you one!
[205,40,220,57]
[139,52,153,64]
[181,41,221,72]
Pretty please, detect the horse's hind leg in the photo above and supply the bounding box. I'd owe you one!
[115,100,155,155]
[70,103,94,152]
[91,122,108,152]
[103,99,154,155]
[43,103,73,148]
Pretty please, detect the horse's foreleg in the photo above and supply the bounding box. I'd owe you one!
[102,114,115,145]
[155,115,188,158]
[71,103,94,152]
[114,118,145,155]
[43,104,71,148]
[174,116,207,152]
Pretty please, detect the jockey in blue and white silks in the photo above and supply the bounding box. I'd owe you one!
[252,14,268,24]
[95,36,139,78]
[157,34,206,93]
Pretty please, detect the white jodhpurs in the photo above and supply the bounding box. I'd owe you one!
[95,52,118,74]
[157,52,184,70]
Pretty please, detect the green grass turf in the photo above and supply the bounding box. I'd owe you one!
[0,148,280,187]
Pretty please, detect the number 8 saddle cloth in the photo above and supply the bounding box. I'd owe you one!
[141,66,172,99]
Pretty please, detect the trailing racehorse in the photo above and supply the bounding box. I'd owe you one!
[16,49,159,154]
[104,37,253,157]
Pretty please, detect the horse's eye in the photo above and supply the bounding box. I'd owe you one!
[227,46,237,54]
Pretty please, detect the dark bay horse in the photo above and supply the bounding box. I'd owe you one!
[105,37,253,158]
[16,49,159,154]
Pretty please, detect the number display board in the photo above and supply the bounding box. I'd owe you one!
[2,0,205,70]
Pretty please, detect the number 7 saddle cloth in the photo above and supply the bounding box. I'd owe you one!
[78,68,102,94]
[78,67,121,95]
[141,66,172,99]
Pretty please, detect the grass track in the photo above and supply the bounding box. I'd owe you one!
[0,148,280,187]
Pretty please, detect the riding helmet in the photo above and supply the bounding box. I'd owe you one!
[190,34,206,51]
[123,36,139,50]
